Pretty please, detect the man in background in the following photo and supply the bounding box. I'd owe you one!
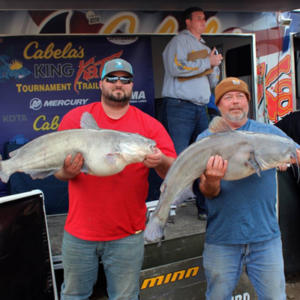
[161,6,223,219]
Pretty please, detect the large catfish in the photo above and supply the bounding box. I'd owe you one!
[0,112,156,183]
[144,116,298,242]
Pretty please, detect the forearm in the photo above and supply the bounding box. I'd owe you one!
[165,38,212,77]
[54,168,75,181]
[199,175,221,199]
[154,155,175,179]
[207,66,220,88]
[54,153,83,181]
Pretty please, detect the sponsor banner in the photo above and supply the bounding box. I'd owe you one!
[0,35,155,194]
[140,256,256,299]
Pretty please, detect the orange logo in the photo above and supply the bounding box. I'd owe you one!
[257,54,293,123]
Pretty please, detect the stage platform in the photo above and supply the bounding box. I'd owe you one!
[47,199,207,260]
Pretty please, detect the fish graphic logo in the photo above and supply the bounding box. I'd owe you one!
[0,55,31,83]
[115,60,123,69]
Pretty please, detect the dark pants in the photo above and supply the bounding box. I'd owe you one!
[162,98,209,213]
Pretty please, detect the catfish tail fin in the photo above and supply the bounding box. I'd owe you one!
[0,155,10,183]
[144,215,165,243]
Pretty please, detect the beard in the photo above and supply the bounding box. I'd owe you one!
[223,108,248,123]
[101,86,131,107]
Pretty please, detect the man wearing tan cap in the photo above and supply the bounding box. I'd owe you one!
[193,77,300,299]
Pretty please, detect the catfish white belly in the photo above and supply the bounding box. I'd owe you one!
[0,112,156,183]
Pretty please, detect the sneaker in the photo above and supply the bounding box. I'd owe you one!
[198,214,207,221]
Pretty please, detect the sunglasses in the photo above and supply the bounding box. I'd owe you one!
[104,76,133,84]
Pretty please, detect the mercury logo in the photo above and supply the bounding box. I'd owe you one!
[29,98,43,110]
[29,98,89,110]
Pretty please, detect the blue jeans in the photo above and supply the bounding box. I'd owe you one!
[60,231,144,300]
[162,97,209,154]
[203,236,286,300]
[162,97,208,213]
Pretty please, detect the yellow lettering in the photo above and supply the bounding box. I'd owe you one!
[23,41,84,60]
[185,266,199,278]
[44,43,54,59]
[16,84,22,92]
[62,42,72,58]
[15,83,73,93]
[50,84,56,91]
[33,115,60,131]
[101,14,137,34]
[76,81,82,90]
[171,270,185,282]
[51,116,60,130]
[205,18,219,34]
[68,49,77,57]
[35,49,44,59]
[163,273,172,284]
[53,49,62,59]
[141,266,201,290]
[78,47,84,58]
[33,115,46,131]
[157,16,178,34]
[141,276,164,289]
[23,41,39,59]
[42,122,51,130]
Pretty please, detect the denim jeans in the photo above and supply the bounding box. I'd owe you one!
[60,230,144,300]
[203,236,286,300]
[162,97,208,213]
[162,97,209,154]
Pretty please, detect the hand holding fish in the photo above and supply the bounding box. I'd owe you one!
[200,155,228,199]
[143,148,162,168]
[55,153,84,181]
[277,149,300,172]
[143,148,175,179]
[204,155,228,180]
[290,149,300,165]
[277,164,288,172]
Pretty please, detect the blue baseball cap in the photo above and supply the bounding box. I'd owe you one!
[101,58,134,80]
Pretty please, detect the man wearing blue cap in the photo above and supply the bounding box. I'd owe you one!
[55,58,176,300]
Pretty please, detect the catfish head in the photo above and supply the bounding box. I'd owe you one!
[119,133,156,163]
[251,133,298,171]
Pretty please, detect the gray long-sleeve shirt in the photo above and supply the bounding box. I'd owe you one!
[162,29,220,105]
